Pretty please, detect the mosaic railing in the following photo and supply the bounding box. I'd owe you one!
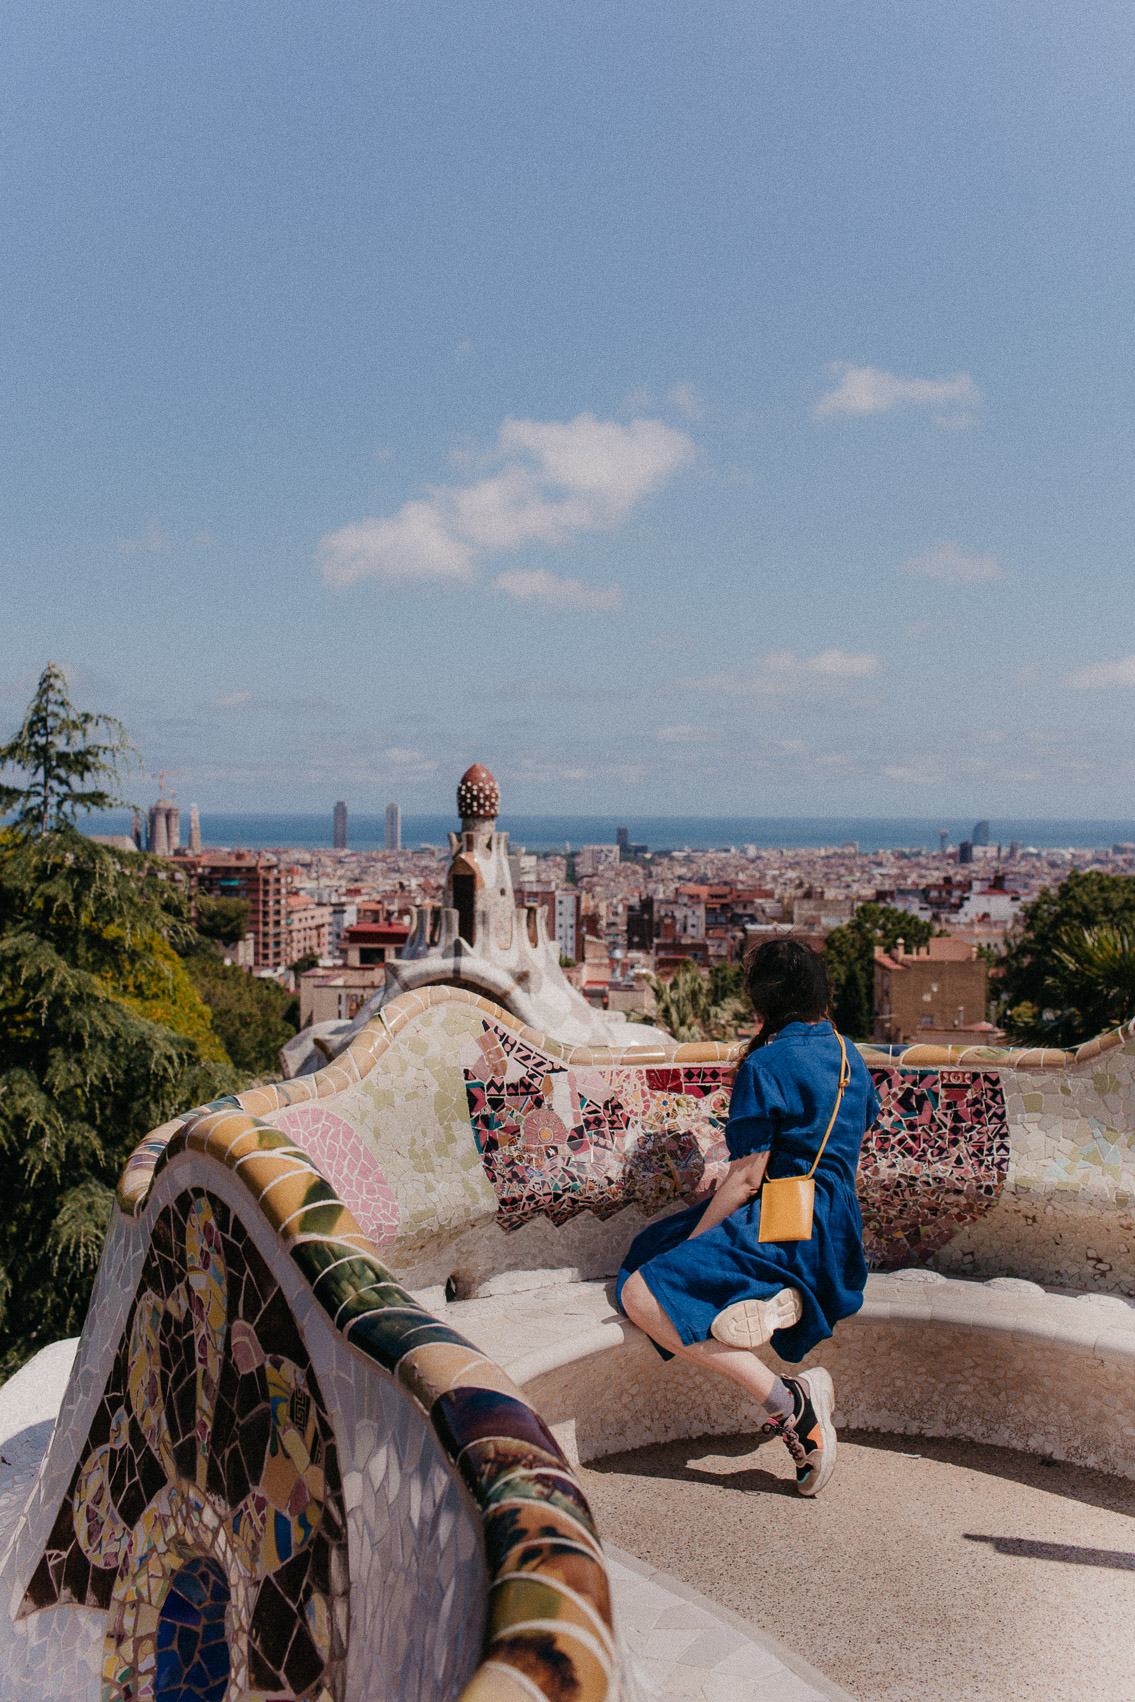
[6,1100,626,1702]
[113,989,1135,1304]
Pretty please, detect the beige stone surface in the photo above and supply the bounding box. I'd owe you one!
[582,1430,1135,1702]
[451,1273,1135,1480]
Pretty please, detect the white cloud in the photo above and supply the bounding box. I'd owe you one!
[814,364,981,421]
[383,747,437,773]
[656,724,713,743]
[883,764,942,784]
[681,648,880,696]
[493,568,622,612]
[319,501,476,589]
[900,541,1002,583]
[318,412,694,592]
[210,690,253,711]
[119,521,174,555]
[1063,654,1135,689]
[667,382,705,419]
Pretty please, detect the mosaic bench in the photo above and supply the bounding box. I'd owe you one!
[0,1109,639,1702]
[126,988,1135,1300]
[2,988,1131,1700]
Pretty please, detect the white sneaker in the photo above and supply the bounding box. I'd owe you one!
[785,1367,838,1496]
[710,1287,803,1349]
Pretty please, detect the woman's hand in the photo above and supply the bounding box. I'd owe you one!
[687,1150,769,1240]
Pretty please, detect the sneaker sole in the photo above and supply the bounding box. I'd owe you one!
[710,1287,803,1349]
[794,1367,837,1497]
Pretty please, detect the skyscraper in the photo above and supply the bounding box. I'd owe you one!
[333,801,348,849]
[189,803,202,856]
[972,820,990,846]
[385,802,401,851]
[616,826,629,850]
[939,830,949,855]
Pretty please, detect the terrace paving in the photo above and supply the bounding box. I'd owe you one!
[583,1428,1135,1702]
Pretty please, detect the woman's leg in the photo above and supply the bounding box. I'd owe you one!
[620,1270,778,1404]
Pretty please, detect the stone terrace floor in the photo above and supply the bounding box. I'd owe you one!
[584,1427,1135,1702]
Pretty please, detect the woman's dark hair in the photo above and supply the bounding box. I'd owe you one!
[742,937,831,1055]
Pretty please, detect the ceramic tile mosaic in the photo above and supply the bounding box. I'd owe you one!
[10,1080,626,1702]
[454,1011,1013,1270]
[859,1067,1011,1268]
[20,1189,349,1702]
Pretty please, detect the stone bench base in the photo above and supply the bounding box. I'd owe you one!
[449,1271,1135,1479]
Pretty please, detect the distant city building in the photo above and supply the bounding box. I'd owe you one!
[333,801,348,849]
[972,820,990,846]
[554,891,581,962]
[194,852,285,969]
[147,799,179,858]
[508,847,538,887]
[575,845,620,876]
[939,830,949,855]
[188,803,202,856]
[285,893,331,966]
[385,802,401,851]
[626,895,654,951]
[958,840,974,864]
[616,826,629,850]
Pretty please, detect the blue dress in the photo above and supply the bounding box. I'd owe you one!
[616,1021,879,1363]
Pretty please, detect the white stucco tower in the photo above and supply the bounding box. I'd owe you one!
[281,761,676,1074]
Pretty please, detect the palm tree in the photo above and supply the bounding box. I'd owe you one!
[648,960,751,1043]
[1042,924,1135,1043]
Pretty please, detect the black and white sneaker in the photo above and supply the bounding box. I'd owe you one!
[710,1287,803,1349]
[767,1369,838,1496]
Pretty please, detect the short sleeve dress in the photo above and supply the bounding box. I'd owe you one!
[615,1021,879,1363]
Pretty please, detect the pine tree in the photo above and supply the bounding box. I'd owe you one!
[0,662,137,835]
[0,670,240,1372]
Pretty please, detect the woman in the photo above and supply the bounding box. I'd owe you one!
[617,938,878,1496]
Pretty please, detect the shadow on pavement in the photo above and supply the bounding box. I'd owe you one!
[965,1533,1135,1569]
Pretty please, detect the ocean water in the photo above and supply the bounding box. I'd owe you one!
[84,812,1135,855]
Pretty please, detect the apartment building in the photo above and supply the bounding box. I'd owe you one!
[193,852,287,970]
[873,937,991,1044]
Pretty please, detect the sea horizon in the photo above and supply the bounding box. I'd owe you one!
[82,811,1135,856]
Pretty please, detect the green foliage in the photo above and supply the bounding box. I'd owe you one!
[998,872,1135,1045]
[0,663,138,835]
[289,951,320,978]
[0,827,240,1373]
[182,946,300,1077]
[708,961,745,1006]
[824,903,938,1041]
[649,959,751,1043]
[194,892,250,946]
[831,963,872,1040]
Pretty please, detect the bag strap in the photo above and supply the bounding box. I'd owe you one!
[803,1031,850,1181]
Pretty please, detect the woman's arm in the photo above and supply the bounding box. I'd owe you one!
[687,1149,769,1240]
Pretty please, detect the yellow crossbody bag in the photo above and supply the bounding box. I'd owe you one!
[757,1031,850,1244]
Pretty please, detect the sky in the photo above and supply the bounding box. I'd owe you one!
[2,1,1135,819]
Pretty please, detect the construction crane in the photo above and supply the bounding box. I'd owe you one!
[150,768,186,798]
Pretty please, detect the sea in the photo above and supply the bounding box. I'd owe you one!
[83,813,1135,856]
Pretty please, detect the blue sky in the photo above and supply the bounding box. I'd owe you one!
[2,2,1134,817]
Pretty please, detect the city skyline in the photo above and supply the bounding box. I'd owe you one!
[2,5,1135,815]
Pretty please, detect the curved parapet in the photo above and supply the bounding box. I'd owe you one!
[121,989,1135,1297]
[2,1096,627,1702]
